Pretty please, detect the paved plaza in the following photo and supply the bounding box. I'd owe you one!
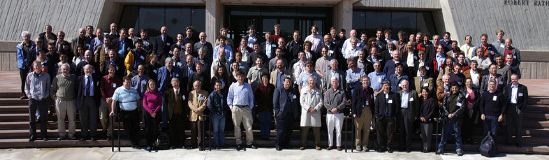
[1,147,549,160]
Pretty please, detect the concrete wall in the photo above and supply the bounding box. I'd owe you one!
[447,0,549,50]
[0,0,105,41]
[354,0,440,9]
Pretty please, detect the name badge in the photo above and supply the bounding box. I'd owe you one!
[329,50,334,55]
[199,96,204,101]
[385,94,388,99]
[116,66,119,70]
[153,69,157,73]
[499,81,503,84]
[175,73,179,77]
[92,69,96,73]
[458,82,462,85]
[177,62,182,67]
[271,44,276,47]
[425,66,430,70]
[140,55,145,60]
[513,55,517,59]
[414,56,418,60]
[500,44,505,48]
[457,102,463,107]
[398,84,402,87]
[293,95,297,99]
[378,77,382,82]
[388,100,393,104]
[167,43,171,46]
[493,96,497,101]
[112,83,116,88]
[518,93,523,97]
[365,101,369,105]
[423,83,428,87]
[409,98,414,102]
[141,81,146,84]
[465,94,469,98]
[34,84,41,88]
[182,95,186,101]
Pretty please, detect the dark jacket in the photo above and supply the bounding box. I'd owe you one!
[479,91,507,116]
[75,74,100,109]
[503,83,528,110]
[374,91,400,118]
[441,92,466,122]
[273,87,299,120]
[157,66,183,93]
[207,91,228,117]
[419,98,438,122]
[153,35,174,58]
[351,86,374,118]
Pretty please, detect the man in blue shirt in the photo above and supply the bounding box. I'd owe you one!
[111,76,141,149]
[227,71,256,150]
[213,36,233,62]
[368,62,387,97]
[346,58,365,96]
[388,63,408,93]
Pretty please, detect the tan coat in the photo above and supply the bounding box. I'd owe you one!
[188,90,208,121]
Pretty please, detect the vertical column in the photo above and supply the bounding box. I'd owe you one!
[333,0,357,37]
[205,0,223,43]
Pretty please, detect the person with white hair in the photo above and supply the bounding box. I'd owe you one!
[17,31,36,99]
[157,57,183,93]
[76,64,100,141]
[50,63,77,140]
[322,59,345,92]
[323,76,346,151]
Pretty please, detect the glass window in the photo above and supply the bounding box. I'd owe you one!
[353,10,437,40]
[119,6,205,39]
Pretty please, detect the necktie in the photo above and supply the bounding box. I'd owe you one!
[86,76,91,96]
[385,95,389,116]
[420,77,424,87]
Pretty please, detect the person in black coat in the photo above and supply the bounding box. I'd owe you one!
[418,88,437,153]
[437,82,466,156]
[75,64,100,141]
[273,77,299,151]
[153,26,174,63]
[503,74,528,146]
[374,80,400,153]
[479,79,507,138]
[75,50,99,77]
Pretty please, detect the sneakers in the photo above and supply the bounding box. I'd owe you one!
[456,149,464,156]
[436,149,443,155]
[362,145,369,152]
[356,146,362,151]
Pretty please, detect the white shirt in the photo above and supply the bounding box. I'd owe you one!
[470,70,480,88]
[511,85,518,104]
[406,52,415,67]
[401,91,409,108]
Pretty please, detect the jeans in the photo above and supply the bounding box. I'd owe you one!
[483,115,499,137]
[258,112,272,139]
[438,118,462,150]
[211,114,226,146]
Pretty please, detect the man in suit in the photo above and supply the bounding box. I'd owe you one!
[162,78,187,148]
[157,57,183,93]
[95,37,117,66]
[504,74,528,147]
[322,59,346,92]
[260,32,278,61]
[100,49,125,78]
[351,77,374,152]
[273,77,299,151]
[188,80,208,150]
[437,82,466,156]
[153,26,174,63]
[413,51,434,78]
[374,80,400,153]
[480,64,506,94]
[414,66,434,94]
[397,80,419,152]
[76,65,100,141]
[113,28,134,60]
[194,32,213,62]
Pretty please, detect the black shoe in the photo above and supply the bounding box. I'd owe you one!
[377,148,386,152]
[58,136,66,141]
[276,146,282,151]
[249,145,258,149]
[456,149,464,156]
[387,148,393,153]
[91,137,97,141]
[515,142,521,147]
[132,145,141,149]
[79,137,87,141]
[236,145,242,151]
[42,136,48,141]
[406,149,411,153]
[20,95,28,99]
[29,136,36,142]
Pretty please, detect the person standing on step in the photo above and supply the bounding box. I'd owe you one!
[25,61,51,141]
[50,64,78,140]
[76,64,100,141]
[227,71,257,150]
[351,77,374,152]
[110,76,141,149]
[504,74,528,147]
[273,77,299,151]
[436,82,466,156]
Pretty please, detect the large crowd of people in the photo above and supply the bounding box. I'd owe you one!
[18,23,528,155]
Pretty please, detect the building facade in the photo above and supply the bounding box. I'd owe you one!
[1,0,548,78]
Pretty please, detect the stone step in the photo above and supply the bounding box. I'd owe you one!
[522,112,549,120]
[528,97,549,105]
[522,120,549,129]
[0,105,28,113]
[0,92,24,98]
[524,105,549,112]
[0,98,28,105]
[0,113,30,121]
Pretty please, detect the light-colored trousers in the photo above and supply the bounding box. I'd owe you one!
[231,106,254,145]
[326,113,344,147]
[56,99,76,137]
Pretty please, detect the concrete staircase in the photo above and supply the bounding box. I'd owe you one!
[0,92,548,154]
